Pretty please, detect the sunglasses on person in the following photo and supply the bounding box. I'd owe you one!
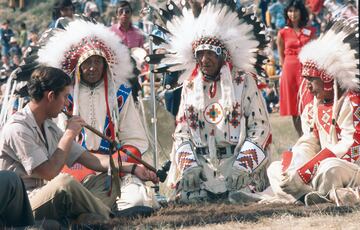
[118,8,131,15]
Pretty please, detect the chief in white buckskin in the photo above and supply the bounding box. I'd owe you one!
[264,17,360,206]
[153,1,272,203]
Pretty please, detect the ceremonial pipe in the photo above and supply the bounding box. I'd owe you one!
[61,110,158,173]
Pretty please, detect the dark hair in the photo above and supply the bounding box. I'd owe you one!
[117,1,132,14]
[2,19,9,25]
[27,66,72,101]
[20,22,26,29]
[52,0,74,20]
[284,0,309,28]
[191,1,202,17]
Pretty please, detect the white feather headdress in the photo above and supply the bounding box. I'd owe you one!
[37,19,133,124]
[299,17,359,92]
[37,20,132,86]
[147,0,270,83]
[299,17,359,144]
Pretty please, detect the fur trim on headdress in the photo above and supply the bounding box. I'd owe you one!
[299,17,359,92]
[156,1,270,83]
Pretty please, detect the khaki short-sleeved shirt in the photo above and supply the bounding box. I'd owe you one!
[0,104,85,189]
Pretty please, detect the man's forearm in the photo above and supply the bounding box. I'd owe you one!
[78,152,138,173]
[120,163,138,173]
[32,130,76,180]
[104,154,139,173]
[49,130,77,172]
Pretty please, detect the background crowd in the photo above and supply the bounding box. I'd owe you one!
[0,0,358,117]
[0,0,358,228]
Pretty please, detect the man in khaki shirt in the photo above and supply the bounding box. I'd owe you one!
[0,66,158,225]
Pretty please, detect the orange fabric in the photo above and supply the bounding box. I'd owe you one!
[118,145,142,164]
[61,145,142,182]
[281,150,293,172]
[265,10,271,27]
[62,164,96,182]
[116,145,142,177]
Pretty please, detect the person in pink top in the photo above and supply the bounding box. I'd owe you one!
[110,1,144,48]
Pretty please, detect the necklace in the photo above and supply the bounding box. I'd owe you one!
[322,98,334,104]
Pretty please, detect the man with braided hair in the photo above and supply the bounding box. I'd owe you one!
[149,1,272,203]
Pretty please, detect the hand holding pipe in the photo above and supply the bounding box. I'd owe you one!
[61,110,170,182]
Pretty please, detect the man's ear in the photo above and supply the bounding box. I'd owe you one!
[46,91,56,102]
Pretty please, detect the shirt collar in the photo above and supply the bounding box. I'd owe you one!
[118,23,133,32]
[22,104,51,131]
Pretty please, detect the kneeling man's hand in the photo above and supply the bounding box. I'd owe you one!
[226,167,250,191]
[180,166,207,192]
[134,164,159,184]
[280,171,304,196]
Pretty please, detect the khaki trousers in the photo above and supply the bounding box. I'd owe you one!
[29,173,117,222]
[116,174,154,210]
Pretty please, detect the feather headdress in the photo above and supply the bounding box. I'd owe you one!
[299,17,359,144]
[146,0,270,83]
[0,17,133,127]
[299,17,359,92]
[37,19,132,86]
[37,20,132,116]
[36,20,133,140]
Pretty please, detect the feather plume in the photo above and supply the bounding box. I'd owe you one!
[37,20,132,87]
[156,1,269,83]
[299,17,359,92]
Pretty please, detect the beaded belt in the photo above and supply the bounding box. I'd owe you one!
[195,145,236,157]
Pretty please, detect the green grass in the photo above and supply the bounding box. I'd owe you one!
[0,0,55,32]
[269,113,298,160]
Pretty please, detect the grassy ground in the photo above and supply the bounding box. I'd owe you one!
[183,211,360,230]
[0,0,54,32]
[269,112,299,159]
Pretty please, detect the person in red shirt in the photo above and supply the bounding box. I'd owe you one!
[277,0,316,137]
[306,0,324,15]
[110,1,144,48]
